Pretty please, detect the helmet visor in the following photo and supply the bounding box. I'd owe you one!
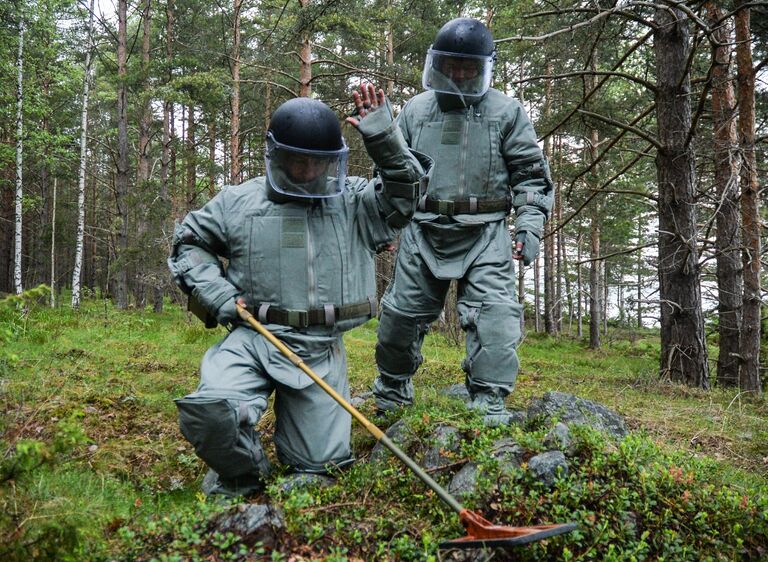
[265,132,348,199]
[422,49,494,97]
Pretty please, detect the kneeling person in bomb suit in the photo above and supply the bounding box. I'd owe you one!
[168,86,431,497]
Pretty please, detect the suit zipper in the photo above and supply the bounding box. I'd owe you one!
[459,106,472,198]
[307,212,316,308]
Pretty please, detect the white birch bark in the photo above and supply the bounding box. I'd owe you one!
[72,0,95,309]
[14,17,25,296]
[51,177,57,307]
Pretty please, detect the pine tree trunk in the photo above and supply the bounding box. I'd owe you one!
[209,119,217,196]
[589,217,601,349]
[517,255,525,335]
[577,232,583,338]
[654,7,708,387]
[114,0,130,309]
[133,0,152,310]
[534,257,541,332]
[636,221,643,328]
[735,1,762,394]
[385,6,394,97]
[230,0,242,184]
[186,105,196,212]
[14,17,24,296]
[154,0,174,313]
[543,64,556,335]
[298,0,312,97]
[706,3,742,387]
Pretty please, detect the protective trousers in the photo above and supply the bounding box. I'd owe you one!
[176,326,353,486]
[375,219,522,411]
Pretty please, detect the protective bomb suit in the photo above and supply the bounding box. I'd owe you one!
[169,95,430,496]
[374,18,554,425]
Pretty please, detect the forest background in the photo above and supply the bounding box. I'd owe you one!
[0,0,767,559]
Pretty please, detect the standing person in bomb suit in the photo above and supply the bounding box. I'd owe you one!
[168,86,430,497]
[373,18,554,426]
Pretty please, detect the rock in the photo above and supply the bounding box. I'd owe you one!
[448,462,479,501]
[528,451,568,487]
[349,391,373,409]
[211,503,284,548]
[543,422,574,452]
[370,420,417,462]
[277,473,334,494]
[423,424,461,470]
[441,384,470,403]
[490,438,524,465]
[527,391,628,439]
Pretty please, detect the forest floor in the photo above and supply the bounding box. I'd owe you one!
[1,296,766,561]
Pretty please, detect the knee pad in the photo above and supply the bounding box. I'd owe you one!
[458,300,522,388]
[176,398,271,479]
[375,307,425,377]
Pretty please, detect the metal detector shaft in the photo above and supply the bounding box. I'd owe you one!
[236,303,464,514]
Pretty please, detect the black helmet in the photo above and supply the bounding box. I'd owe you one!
[433,18,495,57]
[268,97,344,151]
[265,98,349,202]
[423,18,496,104]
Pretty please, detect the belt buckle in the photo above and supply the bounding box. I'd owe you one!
[287,309,309,328]
[437,200,454,215]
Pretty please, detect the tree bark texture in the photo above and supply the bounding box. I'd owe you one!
[71,0,95,309]
[14,17,24,296]
[230,0,242,184]
[543,63,556,335]
[735,1,762,394]
[589,216,601,349]
[706,3,743,387]
[114,0,130,309]
[654,7,709,388]
[298,0,312,97]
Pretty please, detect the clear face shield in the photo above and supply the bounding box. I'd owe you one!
[422,49,494,98]
[265,131,349,200]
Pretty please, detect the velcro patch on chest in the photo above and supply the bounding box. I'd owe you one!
[281,216,306,248]
[440,118,462,145]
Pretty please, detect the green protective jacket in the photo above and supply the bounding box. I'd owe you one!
[168,106,430,340]
[397,88,553,233]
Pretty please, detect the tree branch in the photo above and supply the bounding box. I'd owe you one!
[577,109,663,150]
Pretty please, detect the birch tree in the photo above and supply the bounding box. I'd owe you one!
[72,0,95,309]
[14,15,24,296]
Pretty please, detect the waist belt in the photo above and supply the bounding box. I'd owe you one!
[251,297,378,329]
[419,195,511,216]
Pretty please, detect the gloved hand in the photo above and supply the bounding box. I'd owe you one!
[345,82,387,128]
[215,297,239,326]
[513,231,540,266]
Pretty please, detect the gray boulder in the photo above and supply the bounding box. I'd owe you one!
[441,383,471,403]
[528,451,568,487]
[423,424,462,470]
[370,419,417,462]
[543,422,574,453]
[528,391,627,439]
[448,462,479,501]
[211,503,284,548]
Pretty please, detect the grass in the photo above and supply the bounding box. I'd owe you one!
[0,292,766,560]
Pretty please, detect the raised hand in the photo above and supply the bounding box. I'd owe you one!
[346,82,386,128]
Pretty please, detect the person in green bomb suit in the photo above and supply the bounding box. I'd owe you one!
[168,86,431,497]
[373,18,554,426]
